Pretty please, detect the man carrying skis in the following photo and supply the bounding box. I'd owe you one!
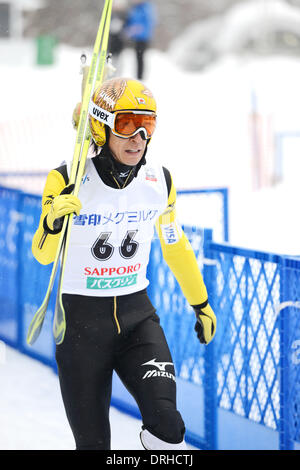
[32,77,216,450]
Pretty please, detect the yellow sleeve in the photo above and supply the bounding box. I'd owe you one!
[155,173,208,306]
[32,168,67,265]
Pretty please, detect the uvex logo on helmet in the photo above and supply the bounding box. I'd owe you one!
[91,107,109,123]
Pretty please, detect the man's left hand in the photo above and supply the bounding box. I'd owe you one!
[193,302,216,345]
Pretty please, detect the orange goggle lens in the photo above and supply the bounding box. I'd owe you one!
[114,112,156,138]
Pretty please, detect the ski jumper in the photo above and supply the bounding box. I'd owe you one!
[32,153,209,449]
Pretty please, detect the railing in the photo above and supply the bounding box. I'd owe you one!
[144,233,300,450]
[0,186,299,450]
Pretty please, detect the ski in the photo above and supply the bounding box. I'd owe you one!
[27,0,114,346]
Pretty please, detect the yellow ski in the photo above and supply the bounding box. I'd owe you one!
[27,0,114,346]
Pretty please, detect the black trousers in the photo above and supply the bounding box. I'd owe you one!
[55,289,184,450]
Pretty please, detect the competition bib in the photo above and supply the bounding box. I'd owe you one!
[61,158,168,297]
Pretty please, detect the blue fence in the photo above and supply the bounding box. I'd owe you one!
[0,186,299,450]
[207,243,300,450]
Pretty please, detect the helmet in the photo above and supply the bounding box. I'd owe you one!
[88,77,157,147]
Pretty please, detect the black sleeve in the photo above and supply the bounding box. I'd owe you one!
[54,163,69,186]
[42,168,73,235]
[162,166,172,197]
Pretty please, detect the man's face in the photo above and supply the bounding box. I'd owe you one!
[108,130,147,166]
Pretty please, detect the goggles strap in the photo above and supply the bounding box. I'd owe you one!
[89,101,115,128]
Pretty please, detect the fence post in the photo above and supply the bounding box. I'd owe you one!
[279,257,292,450]
[221,188,229,242]
[16,192,24,352]
[146,239,159,306]
[203,228,218,449]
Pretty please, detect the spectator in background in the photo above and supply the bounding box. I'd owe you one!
[124,0,156,79]
[108,0,128,74]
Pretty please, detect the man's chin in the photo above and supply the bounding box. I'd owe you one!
[120,151,143,166]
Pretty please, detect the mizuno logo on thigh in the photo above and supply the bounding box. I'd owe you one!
[141,358,176,382]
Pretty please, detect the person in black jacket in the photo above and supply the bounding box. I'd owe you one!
[108,0,128,74]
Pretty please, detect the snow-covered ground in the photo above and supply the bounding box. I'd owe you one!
[0,344,196,450]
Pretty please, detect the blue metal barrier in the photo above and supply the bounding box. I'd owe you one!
[209,243,282,449]
[279,257,300,449]
[0,187,56,367]
[0,186,299,450]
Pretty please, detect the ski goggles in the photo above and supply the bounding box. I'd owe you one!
[89,101,157,139]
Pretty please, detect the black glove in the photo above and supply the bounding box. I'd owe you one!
[193,300,216,345]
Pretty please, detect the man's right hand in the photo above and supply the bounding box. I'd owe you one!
[46,185,82,231]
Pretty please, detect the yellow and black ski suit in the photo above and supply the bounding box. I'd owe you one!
[32,149,215,450]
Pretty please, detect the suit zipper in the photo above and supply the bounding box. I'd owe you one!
[113,296,121,334]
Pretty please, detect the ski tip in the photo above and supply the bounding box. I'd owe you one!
[26,333,35,346]
[26,317,44,346]
[26,325,38,345]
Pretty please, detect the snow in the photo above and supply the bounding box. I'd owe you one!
[213,0,300,54]
[169,0,300,69]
